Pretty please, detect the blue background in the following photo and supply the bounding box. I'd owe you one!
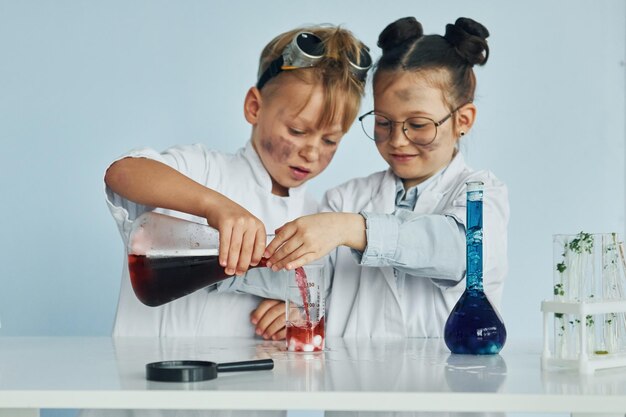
[0,1,625,416]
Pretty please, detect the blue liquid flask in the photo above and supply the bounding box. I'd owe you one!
[444,181,507,354]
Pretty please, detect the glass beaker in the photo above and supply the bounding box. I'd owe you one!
[285,263,325,352]
[127,211,269,307]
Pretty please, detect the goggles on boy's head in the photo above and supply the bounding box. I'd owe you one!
[256,31,372,90]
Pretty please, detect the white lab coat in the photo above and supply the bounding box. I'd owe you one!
[324,152,509,338]
[105,141,319,337]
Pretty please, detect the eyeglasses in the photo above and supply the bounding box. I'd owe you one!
[257,31,372,90]
[358,104,466,146]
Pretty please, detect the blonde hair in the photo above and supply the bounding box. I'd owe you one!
[257,26,368,133]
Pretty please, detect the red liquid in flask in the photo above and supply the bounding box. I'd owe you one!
[129,251,324,350]
[128,254,267,307]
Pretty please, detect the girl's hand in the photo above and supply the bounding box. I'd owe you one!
[250,299,286,340]
[264,212,366,271]
[204,199,266,276]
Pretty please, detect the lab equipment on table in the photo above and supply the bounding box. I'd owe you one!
[285,263,325,352]
[542,232,626,373]
[444,181,507,354]
[127,211,269,307]
[146,358,274,382]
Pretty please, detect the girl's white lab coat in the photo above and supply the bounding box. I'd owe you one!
[105,141,318,337]
[323,152,509,338]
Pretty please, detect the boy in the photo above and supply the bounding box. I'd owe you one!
[104,26,371,337]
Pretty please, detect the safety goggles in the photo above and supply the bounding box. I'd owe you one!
[256,31,372,90]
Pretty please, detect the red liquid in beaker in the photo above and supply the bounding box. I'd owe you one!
[128,254,267,307]
[286,316,325,352]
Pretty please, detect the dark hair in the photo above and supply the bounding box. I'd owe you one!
[375,17,489,108]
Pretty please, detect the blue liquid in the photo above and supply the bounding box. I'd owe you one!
[444,185,507,355]
[444,289,507,354]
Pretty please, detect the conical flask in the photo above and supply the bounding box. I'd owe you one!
[443,181,507,354]
[127,211,267,307]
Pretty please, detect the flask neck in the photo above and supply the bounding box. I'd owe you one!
[466,181,484,293]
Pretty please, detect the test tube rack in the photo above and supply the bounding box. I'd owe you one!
[541,299,626,374]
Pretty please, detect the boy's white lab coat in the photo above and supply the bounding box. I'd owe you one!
[105,141,318,337]
[323,152,509,337]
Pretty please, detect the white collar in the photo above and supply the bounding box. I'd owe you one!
[394,164,446,206]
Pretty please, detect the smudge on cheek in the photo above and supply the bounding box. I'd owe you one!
[260,137,274,155]
[260,136,296,163]
[420,142,439,153]
[319,148,336,169]
[278,138,295,162]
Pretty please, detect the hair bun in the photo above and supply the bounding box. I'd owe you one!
[377,17,423,53]
[444,17,490,66]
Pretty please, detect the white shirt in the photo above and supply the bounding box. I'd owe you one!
[220,153,509,338]
[324,152,509,337]
[105,141,318,337]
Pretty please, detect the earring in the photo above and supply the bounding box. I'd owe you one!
[459,131,465,137]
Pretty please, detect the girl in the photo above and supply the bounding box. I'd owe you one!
[103,25,371,338]
[255,16,509,338]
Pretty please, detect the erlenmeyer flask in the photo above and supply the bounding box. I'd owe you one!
[444,181,507,354]
[127,211,268,307]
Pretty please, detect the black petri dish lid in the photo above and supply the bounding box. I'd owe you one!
[146,360,218,382]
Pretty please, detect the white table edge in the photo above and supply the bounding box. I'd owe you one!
[1,391,626,413]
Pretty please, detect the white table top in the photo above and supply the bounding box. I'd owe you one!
[1,336,626,413]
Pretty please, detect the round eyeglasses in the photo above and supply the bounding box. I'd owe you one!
[358,104,466,146]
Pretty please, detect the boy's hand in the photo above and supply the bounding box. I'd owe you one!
[205,199,266,276]
[251,299,286,340]
[264,212,366,271]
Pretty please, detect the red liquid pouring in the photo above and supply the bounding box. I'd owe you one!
[294,267,310,323]
[128,254,267,307]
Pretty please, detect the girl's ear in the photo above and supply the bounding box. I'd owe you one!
[456,103,477,137]
[244,87,263,125]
